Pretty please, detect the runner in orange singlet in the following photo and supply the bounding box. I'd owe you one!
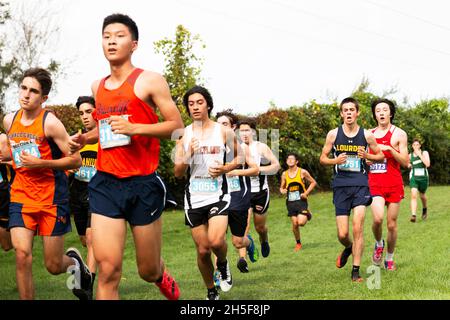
[69,14,184,300]
[0,68,90,300]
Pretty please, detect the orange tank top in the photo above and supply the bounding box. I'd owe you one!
[7,109,69,205]
[93,68,160,178]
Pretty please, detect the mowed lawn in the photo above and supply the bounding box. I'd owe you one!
[0,186,449,300]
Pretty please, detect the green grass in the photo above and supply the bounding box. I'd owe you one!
[1,186,449,300]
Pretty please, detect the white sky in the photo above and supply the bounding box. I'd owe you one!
[5,0,450,115]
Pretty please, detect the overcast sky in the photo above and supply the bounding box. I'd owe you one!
[5,0,450,115]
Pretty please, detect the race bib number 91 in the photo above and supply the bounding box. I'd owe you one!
[338,155,361,172]
[99,116,131,149]
[11,141,41,168]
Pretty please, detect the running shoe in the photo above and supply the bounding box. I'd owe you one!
[294,243,302,252]
[384,260,396,271]
[410,215,416,223]
[217,260,233,292]
[422,209,428,220]
[336,245,352,268]
[261,241,270,258]
[372,240,385,266]
[236,258,249,273]
[213,270,221,287]
[206,288,220,300]
[351,269,363,282]
[247,235,259,262]
[66,247,92,300]
[155,270,180,300]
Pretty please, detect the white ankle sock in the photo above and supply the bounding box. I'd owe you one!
[386,253,394,261]
[376,240,384,247]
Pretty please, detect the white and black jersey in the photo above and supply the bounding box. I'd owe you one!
[184,123,230,210]
[247,141,269,193]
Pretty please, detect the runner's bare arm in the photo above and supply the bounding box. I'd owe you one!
[209,128,243,178]
[1,114,17,161]
[279,171,287,194]
[174,135,192,178]
[259,143,280,175]
[227,143,259,177]
[364,130,384,162]
[301,169,317,198]
[389,129,410,168]
[320,129,344,166]
[419,150,431,167]
[20,113,81,170]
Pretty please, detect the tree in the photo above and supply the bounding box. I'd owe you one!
[153,25,205,206]
[0,0,65,115]
[154,24,205,119]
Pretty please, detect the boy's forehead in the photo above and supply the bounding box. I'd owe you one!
[103,23,130,33]
[21,77,42,91]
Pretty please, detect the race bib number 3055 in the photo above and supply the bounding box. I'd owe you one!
[99,116,131,149]
[338,155,361,172]
[190,178,219,194]
[11,141,41,168]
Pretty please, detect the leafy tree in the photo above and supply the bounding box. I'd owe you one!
[154,25,205,205]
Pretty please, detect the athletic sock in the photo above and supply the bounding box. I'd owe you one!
[376,240,384,247]
[352,265,360,273]
[422,208,427,214]
[296,239,301,244]
[386,253,394,261]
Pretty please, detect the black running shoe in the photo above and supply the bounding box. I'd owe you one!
[66,247,93,300]
[217,260,233,292]
[237,258,249,273]
[336,245,352,269]
[261,241,270,258]
[206,288,220,300]
[351,269,363,282]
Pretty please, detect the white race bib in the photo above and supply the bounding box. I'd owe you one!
[227,176,241,193]
[99,116,131,149]
[414,168,425,177]
[11,141,41,168]
[74,166,97,182]
[370,159,387,174]
[190,178,219,194]
[288,191,301,202]
[338,155,361,172]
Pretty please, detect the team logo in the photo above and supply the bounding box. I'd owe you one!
[209,207,219,215]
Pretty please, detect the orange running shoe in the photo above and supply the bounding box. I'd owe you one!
[294,243,302,252]
[156,271,180,300]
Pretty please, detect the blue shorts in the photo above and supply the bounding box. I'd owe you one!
[88,171,167,226]
[333,186,372,216]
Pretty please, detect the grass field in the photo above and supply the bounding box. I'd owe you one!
[0,186,449,300]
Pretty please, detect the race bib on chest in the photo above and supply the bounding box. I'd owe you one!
[190,177,219,194]
[74,166,97,182]
[11,140,41,168]
[227,176,241,193]
[288,191,301,202]
[370,159,387,174]
[99,116,131,149]
[414,168,425,177]
[338,155,361,172]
